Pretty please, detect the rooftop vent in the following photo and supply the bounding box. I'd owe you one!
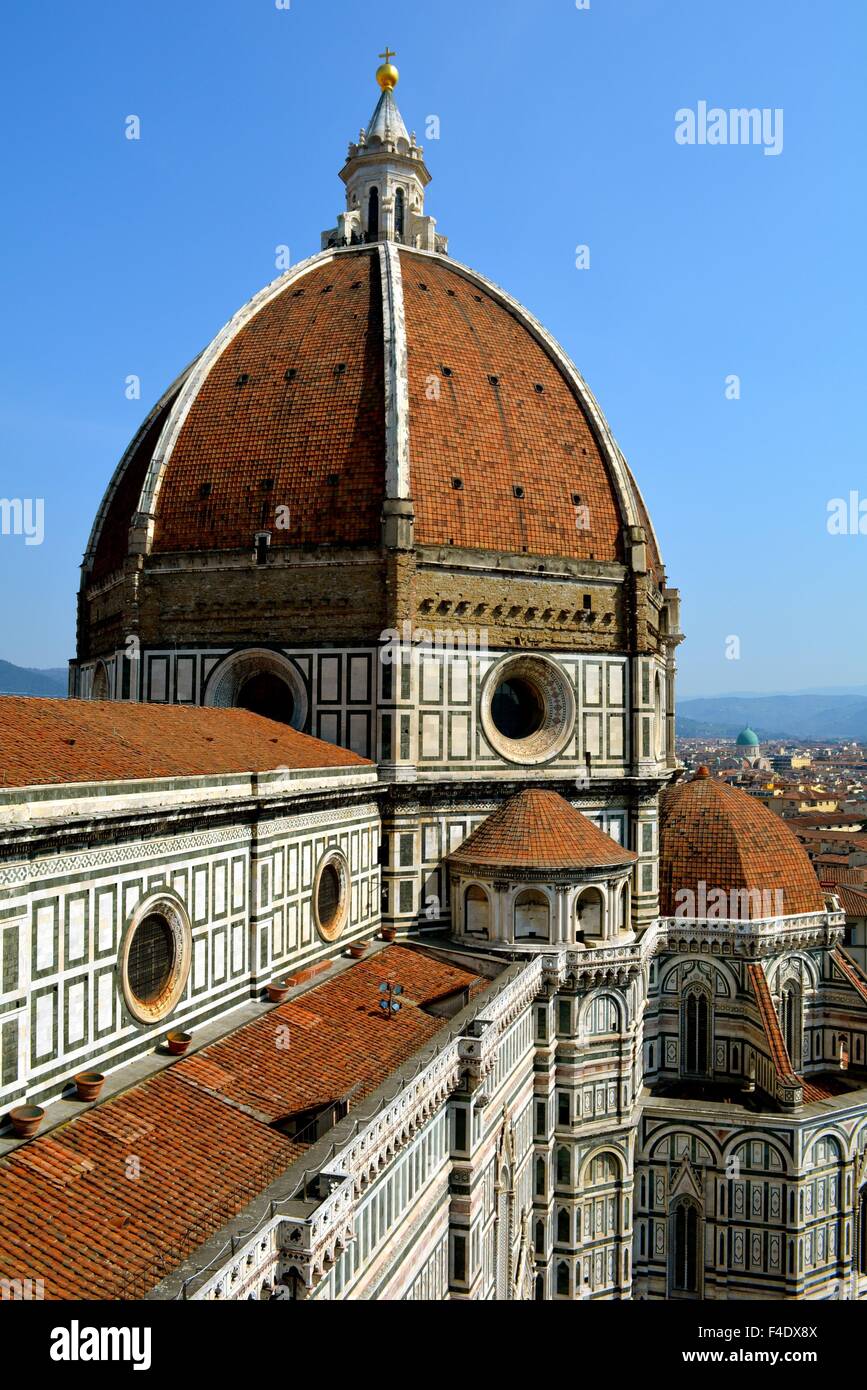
[441,365,453,377]
[199,482,212,500]
[513,485,525,500]
[284,368,297,382]
[488,374,500,387]
[235,373,249,387]
[452,477,463,490]
[534,383,544,394]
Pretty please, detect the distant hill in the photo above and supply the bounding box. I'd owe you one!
[677,693,867,741]
[0,660,67,697]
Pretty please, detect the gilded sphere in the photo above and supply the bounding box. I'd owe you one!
[376,61,399,92]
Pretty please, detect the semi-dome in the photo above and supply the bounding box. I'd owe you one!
[659,769,825,919]
[735,727,760,747]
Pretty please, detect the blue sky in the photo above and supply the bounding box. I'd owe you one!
[0,0,864,695]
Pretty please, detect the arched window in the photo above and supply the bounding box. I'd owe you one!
[394,187,405,239]
[534,1274,545,1301]
[535,1156,546,1196]
[464,885,490,937]
[514,889,550,941]
[556,1261,570,1297]
[556,1146,571,1185]
[91,662,109,700]
[670,1198,701,1295]
[557,1208,570,1243]
[575,887,605,940]
[682,988,711,1076]
[534,1220,545,1255]
[618,882,630,934]
[778,983,802,1066]
[859,1186,867,1276]
[367,186,379,240]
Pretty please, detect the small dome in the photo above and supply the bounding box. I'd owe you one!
[735,727,760,747]
[659,776,825,918]
[449,788,636,873]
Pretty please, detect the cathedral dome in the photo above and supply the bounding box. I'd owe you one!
[76,59,674,708]
[86,245,662,580]
[659,772,825,919]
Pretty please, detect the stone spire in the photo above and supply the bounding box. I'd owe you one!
[321,52,447,254]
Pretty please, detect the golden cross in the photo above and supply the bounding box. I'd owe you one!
[379,47,396,63]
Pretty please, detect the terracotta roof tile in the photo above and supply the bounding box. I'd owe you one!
[747,963,800,1088]
[0,697,368,789]
[660,774,826,917]
[151,252,386,555]
[0,947,485,1299]
[401,253,632,566]
[449,788,636,872]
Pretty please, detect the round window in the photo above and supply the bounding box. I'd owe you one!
[119,893,192,1025]
[490,677,545,740]
[236,672,296,725]
[127,914,176,1005]
[480,655,575,765]
[313,851,349,942]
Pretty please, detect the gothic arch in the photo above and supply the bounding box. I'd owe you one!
[668,1193,703,1297]
[680,981,712,1077]
[767,951,820,994]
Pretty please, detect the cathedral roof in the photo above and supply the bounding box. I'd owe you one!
[86,244,662,580]
[449,788,637,873]
[659,770,826,918]
[735,727,760,746]
[0,947,487,1299]
[0,697,368,789]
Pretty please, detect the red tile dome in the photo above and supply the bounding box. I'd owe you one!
[450,788,637,873]
[659,775,825,919]
[85,245,662,579]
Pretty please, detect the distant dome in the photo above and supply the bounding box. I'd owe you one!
[659,775,824,918]
[735,727,760,747]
